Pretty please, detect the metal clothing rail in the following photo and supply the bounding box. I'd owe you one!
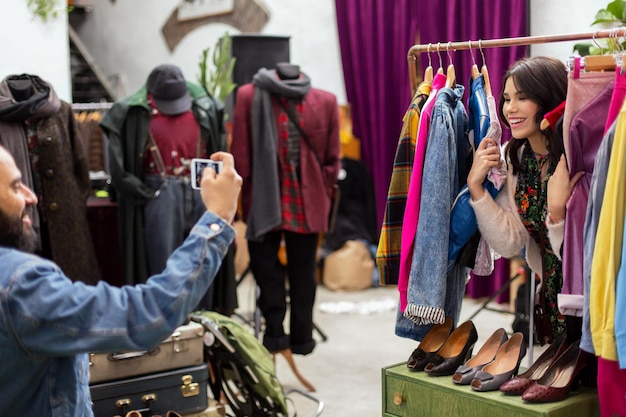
[407,27,626,95]
[72,102,114,111]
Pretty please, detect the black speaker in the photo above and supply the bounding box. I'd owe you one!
[230,34,290,86]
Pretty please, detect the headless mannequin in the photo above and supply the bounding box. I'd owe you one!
[7,79,34,102]
[276,62,300,80]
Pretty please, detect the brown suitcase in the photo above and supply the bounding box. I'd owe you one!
[89,321,205,383]
[90,364,209,417]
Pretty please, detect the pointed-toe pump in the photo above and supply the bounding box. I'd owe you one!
[407,317,454,372]
[471,332,526,392]
[424,320,478,377]
[452,327,508,385]
[521,340,589,403]
[500,335,569,395]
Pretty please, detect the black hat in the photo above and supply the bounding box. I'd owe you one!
[146,64,192,115]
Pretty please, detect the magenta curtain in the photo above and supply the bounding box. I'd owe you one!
[335,0,529,302]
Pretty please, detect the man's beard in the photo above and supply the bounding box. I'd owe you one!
[0,208,39,253]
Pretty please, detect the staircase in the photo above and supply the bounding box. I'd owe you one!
[68,25,117,103]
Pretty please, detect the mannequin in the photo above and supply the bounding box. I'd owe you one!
[231,65,341,358]
[0,73,100,284]
[100,64,237,314]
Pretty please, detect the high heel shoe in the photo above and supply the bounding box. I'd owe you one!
[452,327,508,385]
[499,335,569,395]
[521,340,589,403]
[470,332,526,392]
[406,317,453,372]
[424,320,478,377]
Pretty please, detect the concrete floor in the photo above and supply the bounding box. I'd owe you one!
[230,273,538,417]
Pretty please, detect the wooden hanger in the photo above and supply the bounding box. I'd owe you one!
[424,43,433,82]
[436,42,444,74]
[584,30,618,72]
[445,42,456,88]
[584,54,616,71]
[469,41,480,79]
[478,40,492,96]
[481,65,492,97]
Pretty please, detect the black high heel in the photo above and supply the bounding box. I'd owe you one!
[424,320,478,377]
[406,317,453,372]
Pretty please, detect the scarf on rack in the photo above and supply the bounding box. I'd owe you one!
[0,74,62,236]
[246,67,312,241]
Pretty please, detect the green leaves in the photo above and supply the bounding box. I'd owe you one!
[27,0,60,22]
[197,32,237,104]
[592,0,626,25]
[573,0,626,56]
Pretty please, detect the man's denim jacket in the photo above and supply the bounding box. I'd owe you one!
[0,211,234,416]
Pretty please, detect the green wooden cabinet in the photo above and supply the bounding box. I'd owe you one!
[382,363,599,417]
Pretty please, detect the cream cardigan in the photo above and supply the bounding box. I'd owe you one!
[469,145,565,281]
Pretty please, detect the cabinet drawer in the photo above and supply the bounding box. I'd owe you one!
[382,363,599,417]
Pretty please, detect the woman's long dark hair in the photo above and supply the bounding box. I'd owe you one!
[498,56,568,175]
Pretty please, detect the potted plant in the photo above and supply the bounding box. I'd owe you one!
[197,31,237,105]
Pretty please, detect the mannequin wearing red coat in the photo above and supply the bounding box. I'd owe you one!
[231,64,340,354]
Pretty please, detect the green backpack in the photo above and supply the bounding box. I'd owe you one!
[193,311,288,416]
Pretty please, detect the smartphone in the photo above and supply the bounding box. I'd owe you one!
[190,158,223,190]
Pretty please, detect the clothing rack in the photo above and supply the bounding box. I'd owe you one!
[407,27,626,95]
[406,27,626,365]
[72,102,114,111]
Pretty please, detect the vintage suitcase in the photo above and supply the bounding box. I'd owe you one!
[90,364,209,417]
[89,321,205,383]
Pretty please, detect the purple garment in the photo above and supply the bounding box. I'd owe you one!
[563,71,614,164]
[561,78,614,312]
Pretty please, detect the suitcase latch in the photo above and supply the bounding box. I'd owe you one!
[171,331,188,353]
[181,374,200,397]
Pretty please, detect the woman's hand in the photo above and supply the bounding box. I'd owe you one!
[547,154,584,222]
[467,138,501,201]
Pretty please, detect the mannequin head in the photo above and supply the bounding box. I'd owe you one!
[7,78,34,102]
[276,62,300,80]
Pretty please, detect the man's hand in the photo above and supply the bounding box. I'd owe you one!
[200,152,242,223]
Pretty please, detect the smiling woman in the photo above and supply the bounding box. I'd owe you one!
[467,56,583,346]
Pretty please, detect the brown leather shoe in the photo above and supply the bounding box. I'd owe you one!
[424,320,479,377]
[452,327,508,385]
[470,332,526,392]
[521,340,588,403]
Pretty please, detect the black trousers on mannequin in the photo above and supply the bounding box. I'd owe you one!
[247,230,318,355]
